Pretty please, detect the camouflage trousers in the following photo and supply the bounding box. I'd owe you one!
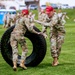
[6,19,11,28]
[10,19,15,26]
[42,26,48,38]
[50,33,65,58]
[42,26,47,33]
[10,33,28,62]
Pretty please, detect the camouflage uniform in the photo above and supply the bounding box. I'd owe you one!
[6,13,11,28]
[35,12,65,58]
[38,12,49,38]
[10,15,40,62]
[10,14,16,26]
[3,13,7,28]
[28,12,35,27]
[58,12,63,20]
[61,12,69,25]
[58,12,69,25]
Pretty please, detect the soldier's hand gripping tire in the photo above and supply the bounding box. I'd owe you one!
[1,25,47,67]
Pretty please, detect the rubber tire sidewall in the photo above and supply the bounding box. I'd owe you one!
[1,25,47,67]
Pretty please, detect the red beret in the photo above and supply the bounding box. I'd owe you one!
[46,6,54,14]
[22,9,29,15]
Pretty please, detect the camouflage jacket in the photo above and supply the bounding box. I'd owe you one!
[12,15,39,35]
[38,12,50,22]
[35,13,65,33]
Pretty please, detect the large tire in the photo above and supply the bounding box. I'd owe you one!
[1,25,47,67]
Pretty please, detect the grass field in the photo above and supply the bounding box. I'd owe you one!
[0,9,75,75]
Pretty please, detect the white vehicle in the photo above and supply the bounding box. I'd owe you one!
[29,4,37,10]
[40,5,46,10]
[19,5,27,10]
[61,4,69,9]
[50,4,58,9]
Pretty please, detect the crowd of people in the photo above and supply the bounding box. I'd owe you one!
[3,12,16,28]
[2,6,70,71]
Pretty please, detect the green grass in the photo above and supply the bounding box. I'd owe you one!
[0,9,75,75]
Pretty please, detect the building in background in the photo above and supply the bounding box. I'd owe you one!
[0,0,25,10]
[25,0,39,6]
[25,0,40,11]
[0,0,40,11]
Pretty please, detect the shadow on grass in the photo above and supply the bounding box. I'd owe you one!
[0,62,75,72]
[59,63,75,66]
[37,62,75,68]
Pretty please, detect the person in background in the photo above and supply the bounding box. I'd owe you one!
[34,6,66,66]
[10,12,16,26]
[3,13,7,28]
[58,9,69,25]
[28,11,35,27]
[5,12,11,28]
[38,9,49,38]
[74,18,75,22]
[61,12,69,25]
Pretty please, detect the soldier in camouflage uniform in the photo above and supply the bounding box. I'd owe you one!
[10,13,16,26]
[38,9,49,38]
[61,12,69,25]
[58,9,69,25]
[29,12,35,18]
[3,13,7,28]
[5,12,11,28]
[10,9,42,71]
[28,12,35,27]
[34,6,66,66]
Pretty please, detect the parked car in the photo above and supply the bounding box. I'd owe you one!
[29,4,37,10]
[73,6,75,9]
[50,4,58,9]
[0,6,6,9]
[19,5,27,10]
[68,6,73,9]
[40,5,46,10]
[9,6,16,10]
[61,4,69,9]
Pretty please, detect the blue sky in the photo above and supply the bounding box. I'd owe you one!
[40,0,75,6]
